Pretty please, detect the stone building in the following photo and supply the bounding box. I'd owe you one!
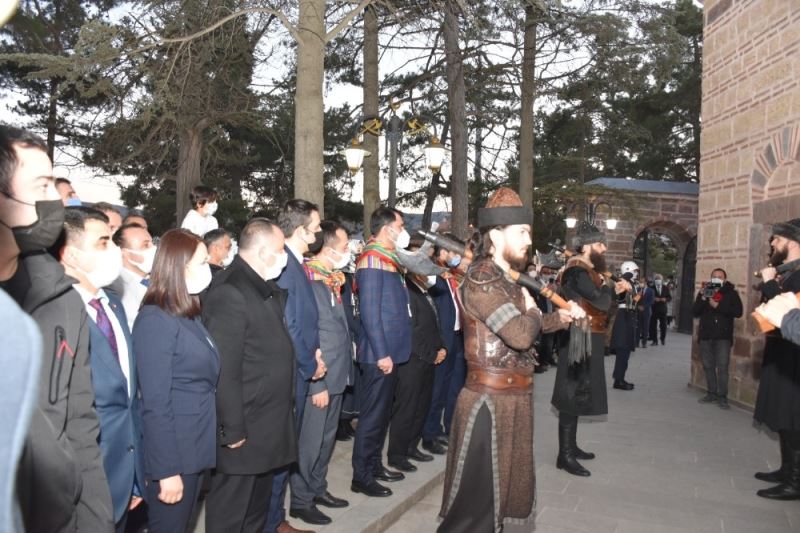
[694,0,800,407]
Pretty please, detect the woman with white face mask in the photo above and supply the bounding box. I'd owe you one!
[180,185,220,237]
[132,229,220,533]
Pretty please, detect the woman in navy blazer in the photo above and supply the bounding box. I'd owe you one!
[132,229,220,533]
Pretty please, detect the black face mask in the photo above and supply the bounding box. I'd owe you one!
[0,197,65,253]
[309,230,325,254]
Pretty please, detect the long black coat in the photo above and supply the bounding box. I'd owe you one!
[203,256,297,475]
[754,269,800,432]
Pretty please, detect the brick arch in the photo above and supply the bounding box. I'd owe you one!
[631,218,695,255]
[751,124,800,202]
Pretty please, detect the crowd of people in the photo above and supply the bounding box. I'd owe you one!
[3,120,800,533]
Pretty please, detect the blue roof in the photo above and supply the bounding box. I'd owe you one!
[585,177,698,196]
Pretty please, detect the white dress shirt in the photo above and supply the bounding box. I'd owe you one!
[180,209,219,237]
[109,268,149,330]
[73,285,132,397]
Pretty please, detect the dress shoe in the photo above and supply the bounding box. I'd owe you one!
[650,341,658,346]
[717,397,730,410]
[613,380,634,391]
[336,420,353,441]
[435,435,449,447]
[407,448,434,462]
[373,466,405,482]
[422,439,447,455]
[756,435,789,483]
[314,491,349,508]
[756,449,800,500]
[351,479,392,497]
[698,393,716,403]
[289,505,331,526]
[534,364,547,374]
[276,520,315,533]
[388,457,417,472]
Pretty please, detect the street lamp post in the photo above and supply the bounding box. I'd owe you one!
[342,107,446,209]
[563,200,618,230]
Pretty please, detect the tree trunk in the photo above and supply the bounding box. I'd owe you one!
[362,5,380,236]
[294,0,326,215]
[176,125,205,226]
[46,78,58,161]
[519,3,537,208]
[443,1,468,239]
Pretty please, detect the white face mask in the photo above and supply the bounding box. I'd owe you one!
[426,275,437,287]
[75,244,124,289]
[125,246,156,274]
[390,227,411,250]
[205,202,218,216]
[329,248,351,271]
[185,263,212,294]
[654,279,663,287]
[263,250,289,280]
[222,249,235,268]
[710,277,724,285]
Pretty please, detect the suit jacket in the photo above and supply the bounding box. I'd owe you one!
[308,280,351,396]
[87,293,145,523]
[356,265,412,365]
[202,257,297,475]
[651,283,672,315]
[277,248,320,381]
[408,280,444,364]
[132,306,219,482]
[429,276,459,350]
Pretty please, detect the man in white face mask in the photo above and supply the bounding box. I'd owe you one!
[202,218,298,533]
[111,222,156,330]
[59,206,143,531]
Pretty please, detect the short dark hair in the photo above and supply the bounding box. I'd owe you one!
[55,177,72,187]
[122,212,148,229]
[190,185,217,209]
[92,201,120,216]
[62,206,109,245]
[369,206,402,237]
[240,218,279,251]
[203,228,231,249]
[712,267,727,279]
[0,125,48,196]
[277,199,319,238]
[112,222,146,247]
[319,220,347,250]
[142,229,203,318]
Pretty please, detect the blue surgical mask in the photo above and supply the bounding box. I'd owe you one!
[66,197,82,207]
[446,255,462,268]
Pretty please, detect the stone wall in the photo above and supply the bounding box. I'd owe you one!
[695,0,800,407]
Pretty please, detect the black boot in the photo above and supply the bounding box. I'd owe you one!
[556,415,590,476]
[755,432,788,483]
[757,447,800,500]
[571,420,595,460]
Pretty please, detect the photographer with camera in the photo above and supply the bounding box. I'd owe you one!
[692,268,743,409]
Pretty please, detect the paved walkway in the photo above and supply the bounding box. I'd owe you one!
[387,333,800,533]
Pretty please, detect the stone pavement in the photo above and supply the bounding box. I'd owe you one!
[387,333,800,533]
[191,332,800,533]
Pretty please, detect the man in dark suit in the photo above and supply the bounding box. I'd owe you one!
[423,236,465,454]
[289,221,353,526]
[267,199,325,533]
[203,219,298,532]
[351,206,413,498]
[649,273,671,345]
[0,126,113,532]
[59,206,144,532]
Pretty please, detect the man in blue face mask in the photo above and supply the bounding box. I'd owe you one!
[55,177,82,206]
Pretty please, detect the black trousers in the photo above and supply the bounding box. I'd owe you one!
[437,404,495,533]
[649,311,668,343]
[144,472,203,533]
[539,332,558,365]
[388,355,435,462]
[612,348,631,382]
[352,363,398,484]
[206,470,273,533]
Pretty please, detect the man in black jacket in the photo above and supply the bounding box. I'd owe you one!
[203,218,298,532]
[0,125,114,532]
[692,268,743,410]
[649,273,671,345]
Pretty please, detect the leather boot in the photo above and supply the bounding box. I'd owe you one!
[757,447,800,500]
[556,416,590,477]
[755,432,788,483]
[571,420,595,460]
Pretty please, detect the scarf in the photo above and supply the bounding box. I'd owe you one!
[304,259,346,303]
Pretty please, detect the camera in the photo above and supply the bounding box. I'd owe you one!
[703,282,722,298]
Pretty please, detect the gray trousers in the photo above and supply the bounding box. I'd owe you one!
[289,392,343,509]
[699,339,732,398]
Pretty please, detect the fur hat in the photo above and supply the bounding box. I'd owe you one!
[477,187,533,229]
[772,218,800,245]
[572,220,606,250]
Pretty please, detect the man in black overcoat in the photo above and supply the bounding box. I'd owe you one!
[203,218,298,532]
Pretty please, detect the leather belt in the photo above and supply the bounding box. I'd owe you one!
[466,368,533,394]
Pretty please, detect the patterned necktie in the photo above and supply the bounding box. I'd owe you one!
[89,298,119,362]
